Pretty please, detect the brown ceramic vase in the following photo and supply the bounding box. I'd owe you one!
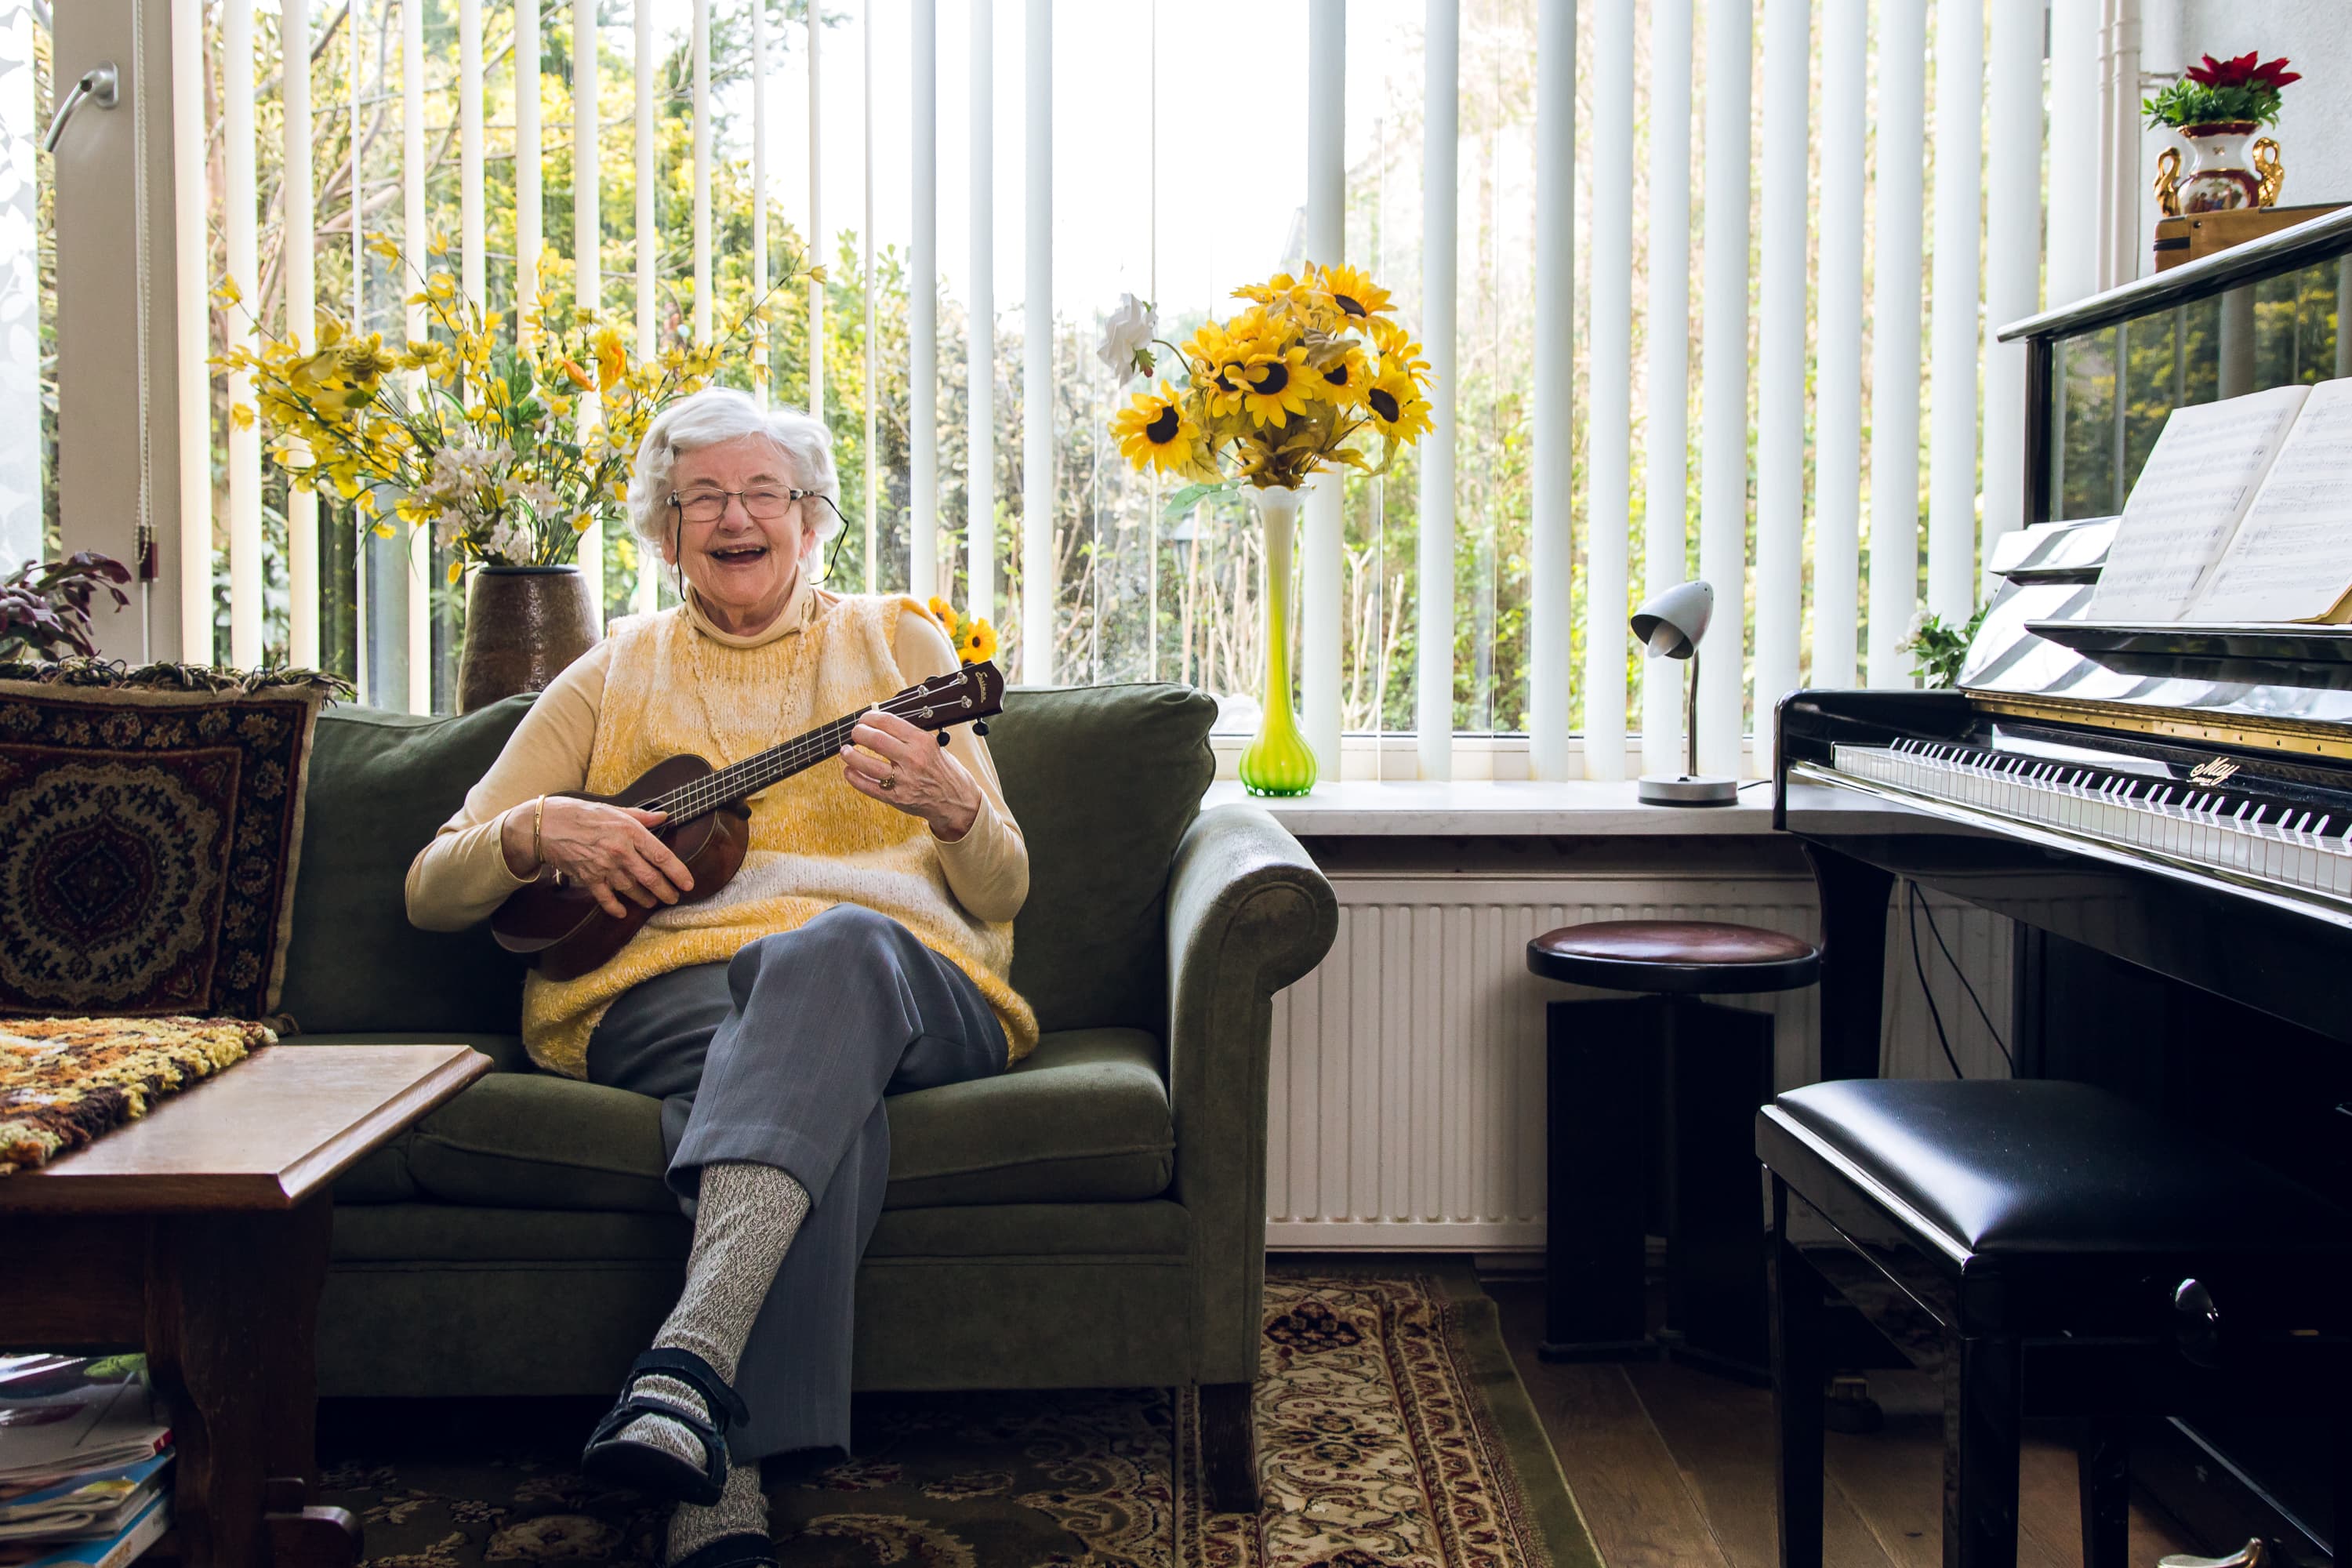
[456,564,602,713]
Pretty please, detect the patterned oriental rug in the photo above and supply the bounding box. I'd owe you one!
[315,1269,1602,1568]
[0,1016,269,1174]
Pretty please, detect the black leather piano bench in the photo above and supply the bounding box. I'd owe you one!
[1526,919,1821,1381]
[1758,1078,2352,1568]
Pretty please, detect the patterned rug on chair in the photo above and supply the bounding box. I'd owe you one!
[315,1269,1602,1568]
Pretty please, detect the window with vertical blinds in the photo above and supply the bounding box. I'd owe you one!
[158,0,2090,778]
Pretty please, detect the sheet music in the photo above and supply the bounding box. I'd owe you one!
[2084,383,2310,621]
[2187,378,2352,622]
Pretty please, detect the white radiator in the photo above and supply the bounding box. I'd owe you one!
[1265,872,2013,1250]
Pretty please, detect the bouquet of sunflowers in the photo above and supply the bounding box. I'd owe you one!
[924,597,1000,666]
[1103,263,1435,498]
[213,235,794,575]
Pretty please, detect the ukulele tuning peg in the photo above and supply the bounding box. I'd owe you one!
[973,720,989,737]
[937,731,951,747]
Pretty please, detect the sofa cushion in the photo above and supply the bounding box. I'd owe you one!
[279,699,536,1036]
[990,684,1217,1034]
[375,1028,1173,1214]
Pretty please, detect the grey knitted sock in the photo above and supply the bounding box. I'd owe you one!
[666,1461,769,1564]
[618,1162,811,1475]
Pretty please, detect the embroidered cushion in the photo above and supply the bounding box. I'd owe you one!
[0,667,335,1019]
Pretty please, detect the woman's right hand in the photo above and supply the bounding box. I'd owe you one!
[504,797,697,919]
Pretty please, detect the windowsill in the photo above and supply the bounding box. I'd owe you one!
[1200,777,1918,837]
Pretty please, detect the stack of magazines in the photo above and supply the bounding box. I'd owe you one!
[0,1357,172,1568]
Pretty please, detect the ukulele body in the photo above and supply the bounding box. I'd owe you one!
[489,753,753,982]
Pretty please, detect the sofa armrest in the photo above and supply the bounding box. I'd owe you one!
[1163,803,1337,1385]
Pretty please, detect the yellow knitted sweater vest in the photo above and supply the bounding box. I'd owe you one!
[517,593,1037,1079]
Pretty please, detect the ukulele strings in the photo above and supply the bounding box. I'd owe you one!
[644,688,954,822]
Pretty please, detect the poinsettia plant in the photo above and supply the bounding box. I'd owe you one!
[0,552,132,663]
[2144,51,2300,130]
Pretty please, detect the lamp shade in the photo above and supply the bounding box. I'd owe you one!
[1630,579,1714,660]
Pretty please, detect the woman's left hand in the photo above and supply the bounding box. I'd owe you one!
[843,709,982,840]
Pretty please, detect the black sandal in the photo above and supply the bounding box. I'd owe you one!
[579,1347,750,1505]
[668,1533,779,1568]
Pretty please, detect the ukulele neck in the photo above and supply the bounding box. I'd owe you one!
[644,708,869,823]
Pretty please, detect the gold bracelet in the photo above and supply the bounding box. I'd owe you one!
[532,795,547,876]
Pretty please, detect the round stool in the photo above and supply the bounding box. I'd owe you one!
[1526,920,1821,1379]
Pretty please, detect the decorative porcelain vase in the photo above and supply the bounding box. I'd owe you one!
[1239,485,1316,798]
[2176,122,2263,212]
[457,564,601,713]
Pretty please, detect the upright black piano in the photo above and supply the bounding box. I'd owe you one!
[1779,209,2352,1562]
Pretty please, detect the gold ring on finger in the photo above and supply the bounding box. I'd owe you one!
[880,771,898,792]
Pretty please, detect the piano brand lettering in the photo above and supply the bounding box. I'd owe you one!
[2189,759,2241,786]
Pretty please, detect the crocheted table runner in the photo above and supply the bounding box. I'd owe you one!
[0,1017,273,1174]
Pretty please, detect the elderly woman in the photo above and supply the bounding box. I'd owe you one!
[405,387,1032,1568]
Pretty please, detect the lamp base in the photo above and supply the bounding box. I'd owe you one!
[1637,773,1739,807]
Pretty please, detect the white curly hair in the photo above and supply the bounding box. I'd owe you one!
[626,387,841,560]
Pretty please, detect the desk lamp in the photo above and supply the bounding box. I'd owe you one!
[1633,580,1736,806]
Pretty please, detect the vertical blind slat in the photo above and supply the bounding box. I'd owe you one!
[282,0,318,669]
[863,0,878,591]
[1752,0,1806,778]
[1927,0,1983,623]
[1301,0,1344,776]
[516,0,540,335]
[1021,0,1052,683]
[172,0,209,662]
[691,0,711,345]
[1581,0,1633,781]
[1641,0,1692,775]
[968,0,994,624]
[223,0,261,668]
[2047,0,2100,310]
[1984,0,2042,559]
[1416,0,1457,784]
[403,0,430,710]
[1528,0,1573,782]
[632,0,658,615]
[1866,0,1926,686]
[808,0,823,420]
[459,0,483,307]
[1809,0,1864,691]
[1697,0,1750,775]
[752,0,768,405]
[909,0,937,601]
[575,0,603,611]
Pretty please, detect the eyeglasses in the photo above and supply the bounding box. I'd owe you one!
[667,488,821,524]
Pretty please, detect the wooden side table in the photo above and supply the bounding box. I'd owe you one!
[0,1044,488,1568]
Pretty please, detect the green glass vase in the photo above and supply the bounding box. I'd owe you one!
[1239,485,1318,797]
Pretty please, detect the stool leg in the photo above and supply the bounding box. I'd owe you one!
[1771,1180,1827,1568]
[2076,1420,2129,1568]
[1663,995,1774,1381]
[1541,996,1655,1359]
[1944,1334,2022,1568]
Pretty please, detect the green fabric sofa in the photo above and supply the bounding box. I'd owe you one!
[272,681,1334,1510]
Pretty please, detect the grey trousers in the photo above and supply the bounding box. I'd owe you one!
[585,903,1007,1459]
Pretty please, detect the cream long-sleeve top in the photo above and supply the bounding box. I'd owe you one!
[403,578,1029,932]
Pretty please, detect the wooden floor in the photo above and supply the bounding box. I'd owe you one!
[1484,1278,2205,1568]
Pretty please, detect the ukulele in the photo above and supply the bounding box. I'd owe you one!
[491,661,1006,981]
